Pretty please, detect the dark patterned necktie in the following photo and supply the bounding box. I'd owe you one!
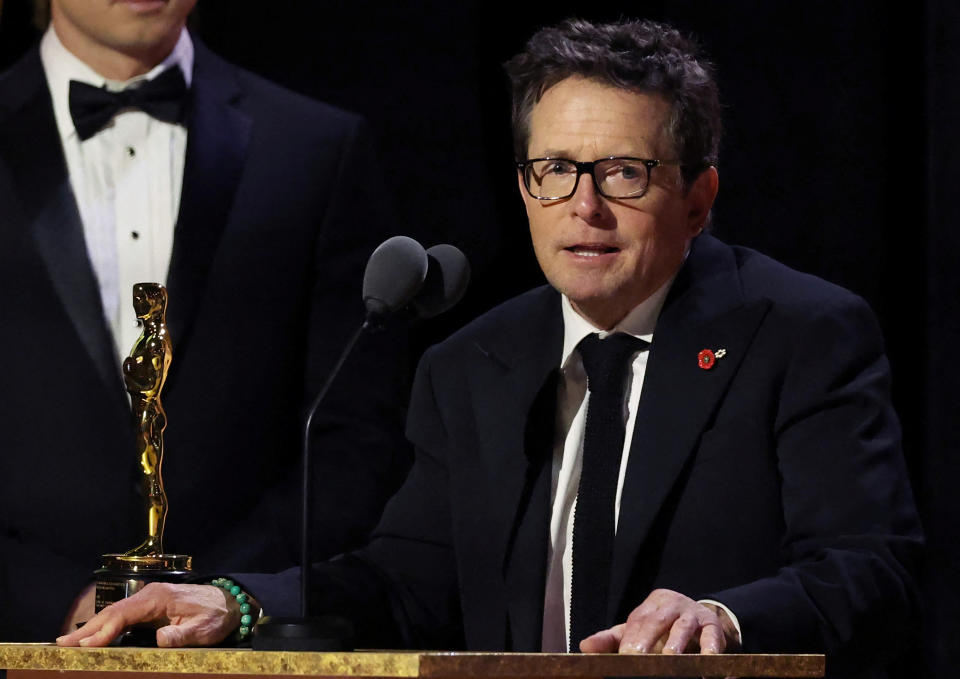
[69,66,188,141]
[569,332,650,651]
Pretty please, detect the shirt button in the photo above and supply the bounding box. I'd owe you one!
[131,231,140,240]
[127,146,136,158]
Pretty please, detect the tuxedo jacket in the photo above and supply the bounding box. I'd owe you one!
[0,41,410,640]
[250,233,921,676]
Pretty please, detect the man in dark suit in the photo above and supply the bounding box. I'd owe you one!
[60,18,921,676]
[0,0,408,640]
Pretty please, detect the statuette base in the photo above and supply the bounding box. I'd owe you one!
[93,553,193,644]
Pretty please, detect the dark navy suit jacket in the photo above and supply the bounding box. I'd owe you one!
[0,39,409,640]
[250,233,921,677]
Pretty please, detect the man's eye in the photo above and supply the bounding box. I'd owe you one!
[545,162,573,174]
[602,162,643,182]
[605,162,640,178]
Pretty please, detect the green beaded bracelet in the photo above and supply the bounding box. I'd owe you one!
[211,578,254,641]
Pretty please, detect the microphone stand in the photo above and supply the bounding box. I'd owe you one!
[249,235,463,651]
[301,318,374,617]
[253,313,381,651]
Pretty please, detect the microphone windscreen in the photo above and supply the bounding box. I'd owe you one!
[412,244,471,319]
[362,236,428,316]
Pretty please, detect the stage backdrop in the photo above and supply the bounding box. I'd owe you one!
[1,1,955,676]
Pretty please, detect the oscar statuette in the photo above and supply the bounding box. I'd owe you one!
[94,283,192,632]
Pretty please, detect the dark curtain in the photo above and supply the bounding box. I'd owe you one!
[1,0,955,674]
[921,0,960,672]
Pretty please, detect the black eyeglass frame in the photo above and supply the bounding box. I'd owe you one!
[515,156,678,200]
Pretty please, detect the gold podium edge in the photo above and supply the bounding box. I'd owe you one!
[0,645,825,678]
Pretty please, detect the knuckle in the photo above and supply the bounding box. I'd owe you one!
[699,604,720,620]
[627,606,651,624]
[141,581,164,595]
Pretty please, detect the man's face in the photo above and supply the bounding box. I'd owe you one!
[51,0,197,66]
[520,77,717,329]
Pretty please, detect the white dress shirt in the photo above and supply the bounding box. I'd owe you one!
[541,279,740,652]
[40,25,194,362]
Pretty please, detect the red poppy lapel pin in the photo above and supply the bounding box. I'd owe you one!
[697,348,727,370]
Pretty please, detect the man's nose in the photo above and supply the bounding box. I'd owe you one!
[572,171,604,221]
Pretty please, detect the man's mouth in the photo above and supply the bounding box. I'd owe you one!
[565,245,619,257]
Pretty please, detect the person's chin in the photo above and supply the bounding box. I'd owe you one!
[564,285,621,319]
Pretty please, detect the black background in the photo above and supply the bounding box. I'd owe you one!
[1,1,957,675]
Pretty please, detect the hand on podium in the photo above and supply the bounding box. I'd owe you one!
[55,583,251,647]
[579,589,741,655]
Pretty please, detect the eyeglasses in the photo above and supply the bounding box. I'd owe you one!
[516,156,677,200]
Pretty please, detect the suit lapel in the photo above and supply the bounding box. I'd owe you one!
[470,287,563,649]
[607,235,771,619]
[0,49,125,406]
[165,41,251,365]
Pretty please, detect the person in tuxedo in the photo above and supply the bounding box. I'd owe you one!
[60,18,921,676]
[0,0,409,640]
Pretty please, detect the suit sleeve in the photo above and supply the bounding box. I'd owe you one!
[708,293,922,670]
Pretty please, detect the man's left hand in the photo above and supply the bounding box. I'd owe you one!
[579,588,741,654]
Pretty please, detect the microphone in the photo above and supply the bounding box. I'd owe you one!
[254,236,468,651]
[362,235,429,319]
[410,244,471,320]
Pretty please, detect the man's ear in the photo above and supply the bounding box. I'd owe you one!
[686,166,719,235]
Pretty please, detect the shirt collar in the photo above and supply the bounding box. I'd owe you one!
[559,273,676,370]
[40,24,195,144]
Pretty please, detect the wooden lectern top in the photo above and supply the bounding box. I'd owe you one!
[0,644,825,679]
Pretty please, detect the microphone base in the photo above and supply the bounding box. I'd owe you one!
[251,615,355,651]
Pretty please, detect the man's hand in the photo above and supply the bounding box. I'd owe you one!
[56,583,242,648]
[579,589,741,654]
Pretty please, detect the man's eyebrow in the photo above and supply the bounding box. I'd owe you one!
[531,148,656,159]
[530,149,572,158]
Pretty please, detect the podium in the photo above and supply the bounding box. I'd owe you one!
[0,645,824,679]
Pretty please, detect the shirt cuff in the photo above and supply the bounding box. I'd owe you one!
[698,598,742,647]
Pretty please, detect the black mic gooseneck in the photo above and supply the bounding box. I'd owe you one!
[254,236,470,651]
[300,235,428,617]
[299,320,367,617]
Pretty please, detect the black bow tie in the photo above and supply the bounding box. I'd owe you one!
[68,66,188,141]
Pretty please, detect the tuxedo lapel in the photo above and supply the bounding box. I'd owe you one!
[165,42,251,363]
[469,287,563,649]
[0,49,124,406]
[607,235,771,619]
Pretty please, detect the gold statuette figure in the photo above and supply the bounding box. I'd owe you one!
[123,282,172,556]
[95,283,191,619]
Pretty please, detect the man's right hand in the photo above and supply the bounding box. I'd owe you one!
[56,583,242,647]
